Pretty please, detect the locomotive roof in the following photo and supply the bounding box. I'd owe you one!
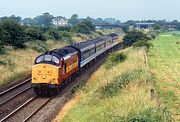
[45,46,77,59]
[108,33,118,38]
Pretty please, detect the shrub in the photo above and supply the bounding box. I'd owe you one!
[100,69,144,98]
[26,40,48,52]
[48,29,62,40]
[24,27,46,41]
[105,52,127,69]
[123,30,146,44]
[133,40,153,51]
[73,19,95,34]
[125,108,164,122]
[0,19,26,48]
[0,44,6,55]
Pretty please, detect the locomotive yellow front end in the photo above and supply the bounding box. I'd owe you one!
[31,54,61,95]
[32,64,59,85]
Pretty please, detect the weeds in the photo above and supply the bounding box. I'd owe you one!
[26,40,48,52]
[133,40,153,51]
[105,52,127,69]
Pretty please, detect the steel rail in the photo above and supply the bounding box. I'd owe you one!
[0,86,32,106]
[0,78,31,96]
[0,96,36,122]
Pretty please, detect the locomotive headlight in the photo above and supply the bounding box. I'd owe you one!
[42,76,46,79]
[33,77,37,80]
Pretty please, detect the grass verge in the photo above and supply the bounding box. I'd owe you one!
[54,47,172,122]
[148,33,180,121]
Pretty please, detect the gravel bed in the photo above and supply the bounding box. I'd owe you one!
[0,82,31,104]
[5,97,50,122]
[0,88,35,120]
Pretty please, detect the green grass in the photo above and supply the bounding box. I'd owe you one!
[54,48,171,122]
[161,31,180,35]
[148,32,180,121]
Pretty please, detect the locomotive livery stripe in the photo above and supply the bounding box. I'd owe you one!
[66,61,78,73]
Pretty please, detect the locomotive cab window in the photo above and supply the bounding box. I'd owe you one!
[35,55,60,65]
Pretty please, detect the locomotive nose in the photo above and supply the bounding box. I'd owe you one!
[32,64,59,84]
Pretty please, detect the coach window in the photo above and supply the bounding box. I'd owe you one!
[90,48,95,56]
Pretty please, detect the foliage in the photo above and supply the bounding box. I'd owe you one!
[0,41,6,54]
[0,19,26,48]
[68,14,79,26]
[73,19,95,34]
[124,108,165,122]
[105,52,127,69]
[26,40,48,52]
[33,12,53,27]
[133,40,153,51]
[100,69,145,97]
[24,26,46,41]
[123,30,146,45]
[48,29,62,40]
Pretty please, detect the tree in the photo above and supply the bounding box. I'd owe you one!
[22,18,34,25]
[0,19,26,48]
[153,24,161,30]
[123,30,146,45]
[68,14,79,25]
[24,26,46,41]
[33,12,53,27]
[74,19,95,34]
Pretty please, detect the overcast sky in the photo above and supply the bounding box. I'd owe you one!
[0,0,180,21]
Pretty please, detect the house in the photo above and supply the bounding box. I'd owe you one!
[135,23,155,29]
[52,16,68,27]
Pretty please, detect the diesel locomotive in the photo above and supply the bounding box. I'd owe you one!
[32,33,121,95]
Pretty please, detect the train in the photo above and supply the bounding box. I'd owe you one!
[31,33,122,95]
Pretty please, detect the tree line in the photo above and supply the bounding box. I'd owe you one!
[0,16,95,54]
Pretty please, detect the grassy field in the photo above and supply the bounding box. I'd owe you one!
[0,29,119,87]
[148,32,180,121]
[54,47,171,122]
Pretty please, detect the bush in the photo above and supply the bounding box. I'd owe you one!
[123,30,146,44]
[24,26,46,41]
[0,19,26,48]
[73,19,95,34]
[114,108,164,121]
[100,69,144,98]
[105,52,127,69]
[133,40,153,51]
[26,40,48,52]
[0,44,6,55]
[48,29,62,40]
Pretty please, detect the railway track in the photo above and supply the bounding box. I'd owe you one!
[0,78,31,96]
[0,78,33,121]
[0,96,53,122]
